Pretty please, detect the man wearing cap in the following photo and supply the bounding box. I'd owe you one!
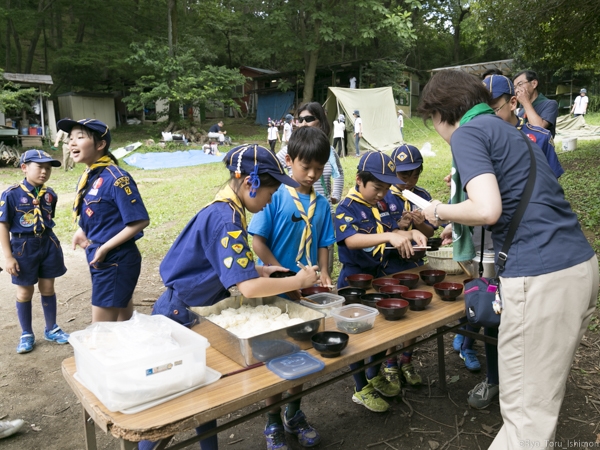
[353,110,363,157]
[513,70,559,137]
[571,89,589,117]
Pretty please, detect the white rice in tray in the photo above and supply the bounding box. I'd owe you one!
[207,304,305,338]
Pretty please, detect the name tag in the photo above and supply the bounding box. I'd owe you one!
[88,189,98,196]
[380,212,390,217]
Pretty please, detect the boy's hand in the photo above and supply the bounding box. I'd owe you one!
[410,210,426,226]
[72,228,89,250]
[319,271,332,289]
[89,245,108,266]
[4,256,19,276]
[440,225,453,245]
[295,264,320,288]
[398,212,412,230]
[388,232,413,259]
[410,229,428,247]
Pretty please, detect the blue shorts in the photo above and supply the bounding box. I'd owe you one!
[86,241,141,308]
[152,288,199,328]
[10,231,67,286]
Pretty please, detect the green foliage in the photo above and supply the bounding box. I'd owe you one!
[0,70,46,115]
[362,60,410,103]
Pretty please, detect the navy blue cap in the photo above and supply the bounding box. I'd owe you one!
[581,88,587,93]
[56,118,111,149]
[285,114,293,122]
[353,110,360,116]
[224,144,299,188]
[391,145,423,172]
[357,151,404,185]
[20,149,61,167]
[483,75,515,100]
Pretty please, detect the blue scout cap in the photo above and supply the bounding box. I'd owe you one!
[57,118,111,149]
[285,114,293,122]
[391,144,423,172]
[357,151,404,185]
[20,149,61,167]
[581,88,587,93]
[353,110,360,116]
[483,75,515,100]
[224,144,299,189]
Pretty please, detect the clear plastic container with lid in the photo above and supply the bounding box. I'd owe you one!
[266,351,325,379]
[300,293,345,317]
[331,304,379,334]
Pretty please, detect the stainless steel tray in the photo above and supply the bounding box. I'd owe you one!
[189,295,326,367]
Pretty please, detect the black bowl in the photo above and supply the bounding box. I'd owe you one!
[345,274,374,289]
[401,290,433,311]
[392,272,420,289]
[338,287,366,304]
[301,286,330,296]
[376,298,410,320]
[360,293,390,308]
[311,331,349,358]
[433,282,464,301]
[287,319,321,341]
[407,249,427,262]
[419,269,446,286]
[372,277,400,292]
[270,270,296,278]
[427,237,443,250]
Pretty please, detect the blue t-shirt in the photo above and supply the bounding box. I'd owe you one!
[160,201,258,307]
[77,165,149,243]
[208,124,221,133]
[0,179,58,233]
[248,185,335,270]
[451,114,593,277]
[516,117,564,179]
[517,93,558,137]
[334,193,398,273]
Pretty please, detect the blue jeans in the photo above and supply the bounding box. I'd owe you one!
[354,134,361,156]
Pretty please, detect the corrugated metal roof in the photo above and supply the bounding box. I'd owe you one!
[241,66,278,75]
[430,59,514,76]
[3,72,53,86]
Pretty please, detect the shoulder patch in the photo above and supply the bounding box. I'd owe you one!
[221,237,229,248]
[339,224,347,232]
[336,213,345,219]
[246,251,254,261]
[231,243,244,254]
[227,230,242,239]
[236,257,249,268]
[223,257,233,269]
[114,176,130,188]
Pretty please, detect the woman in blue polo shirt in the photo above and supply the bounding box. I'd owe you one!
[58,118,150,323]
[417,70,598,450]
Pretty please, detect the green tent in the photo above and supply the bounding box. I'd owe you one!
[323,86,402,155]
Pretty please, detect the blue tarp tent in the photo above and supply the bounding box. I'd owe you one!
[255,91,294,125]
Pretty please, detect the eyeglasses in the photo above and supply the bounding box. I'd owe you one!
[297,115,317,124]
[493,99,510,114]
[514,80,530,89]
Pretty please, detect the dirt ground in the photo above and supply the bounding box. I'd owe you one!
[1,250,600,450]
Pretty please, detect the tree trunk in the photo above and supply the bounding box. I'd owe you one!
[5,15,11,71]
[302,47,319,104]
[24,25,43,73]
[75,21,85,44]
[8,18,22,72]
[167,0,179,122]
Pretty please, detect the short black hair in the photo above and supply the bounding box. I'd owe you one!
[481,68,504,80]
[287,126,330,165]
[513,70,538,83]
[357,170,380,186]
[397,166,424,177]
[297,102,330,136]
[418,70,491,126]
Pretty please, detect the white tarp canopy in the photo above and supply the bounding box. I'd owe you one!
[324,87,402,154]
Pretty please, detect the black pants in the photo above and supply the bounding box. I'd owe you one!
[268,139,277,153]
[333,137,344,156]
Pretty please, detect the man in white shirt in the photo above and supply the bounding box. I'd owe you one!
[349,76,357,89]
[282,114,293,147]
[397,110,404,140]
[333,114,346,157]
[353,110,362,156]
[571,89,589,117]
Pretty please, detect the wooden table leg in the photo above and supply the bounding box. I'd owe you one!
[83,408,97,450]
[437,328,447,392]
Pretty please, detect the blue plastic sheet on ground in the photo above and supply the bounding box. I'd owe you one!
[123,150,223,170]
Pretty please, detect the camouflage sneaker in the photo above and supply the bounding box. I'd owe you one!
[352,384,389,412]
[400,362,422,386]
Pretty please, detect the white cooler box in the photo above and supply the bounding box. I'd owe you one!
[69,313,210,412]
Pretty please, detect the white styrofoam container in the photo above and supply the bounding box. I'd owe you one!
[562,137,577,152]
[69,314,210,412]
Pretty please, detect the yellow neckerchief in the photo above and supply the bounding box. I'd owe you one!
[390,185,413,231]
[72,155,115,224]
[286,185,316,266]
[208,184,247,231]
[346,186,385,259]
[20,182,47,234]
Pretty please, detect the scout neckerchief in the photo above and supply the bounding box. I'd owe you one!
[72,155,115,224]
[451,103,495,261]
[346,186,385,260]
[390,185,413,231]
[209,184,247,231]
[20,182,47,234]
[286,185,316,265]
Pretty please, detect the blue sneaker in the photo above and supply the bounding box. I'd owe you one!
[44,325,69,344]
[264,423,288,450]
[460,349,481,372]
[453,333,464,352]
[283,409,321,447]
[17,333,35,354]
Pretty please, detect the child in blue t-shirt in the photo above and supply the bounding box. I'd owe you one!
[0,150,69,354]
[249,126,335,448]
[335,151,427,413]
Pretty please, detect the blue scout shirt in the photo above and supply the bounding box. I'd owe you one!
[517,93,558,137]
[516,117,564,179]
[248,185,335,271]
[451,114,593,277]
[335,192,398,277]
[160,201,259,307]
[0,179,58,233]
[78,165,149,243]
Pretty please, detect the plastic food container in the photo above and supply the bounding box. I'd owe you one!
[301,293,345,317]
[331,304,379,334]
[426,248,464,275]
[266,351,325,380]
[69,313,210,412]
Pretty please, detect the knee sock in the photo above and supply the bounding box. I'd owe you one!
[461,324,481,352]
[365,350,387,379]
[196,420,218,450]
[285,398,301,420]
[350,361,368,391]
[16,300,33,335]
[41,294,57,331]
[484,327,500,385]
[400,351,412,366]
[386,357,397,368]
[266,410,282,426]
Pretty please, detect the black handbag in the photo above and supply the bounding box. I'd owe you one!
[464,132,537,328]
